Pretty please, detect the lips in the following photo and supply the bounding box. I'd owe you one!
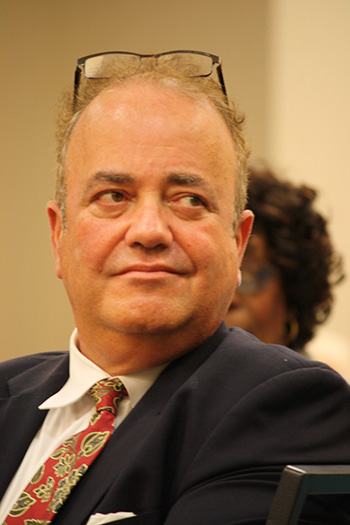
[117,264,184,275]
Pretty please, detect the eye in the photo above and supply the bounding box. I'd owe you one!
[168,193,209,220]
[178,194,208,208]
[89,190,130,218]
[92,190,128,207]
[94,191,126,204]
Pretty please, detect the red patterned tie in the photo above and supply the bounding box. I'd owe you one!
[5,378,127,524]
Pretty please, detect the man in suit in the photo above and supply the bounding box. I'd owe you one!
[1,51,350,524]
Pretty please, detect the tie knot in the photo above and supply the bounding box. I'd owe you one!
[89,378,127,416]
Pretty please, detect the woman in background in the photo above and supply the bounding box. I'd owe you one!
[226,165,350,378]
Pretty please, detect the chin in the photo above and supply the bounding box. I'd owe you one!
[102,308,188,336]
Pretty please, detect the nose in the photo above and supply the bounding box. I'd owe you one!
[124,198,173,249]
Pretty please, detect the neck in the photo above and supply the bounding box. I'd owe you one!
[76,323,219,375]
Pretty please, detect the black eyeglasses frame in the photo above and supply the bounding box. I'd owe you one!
[73,49,227,108]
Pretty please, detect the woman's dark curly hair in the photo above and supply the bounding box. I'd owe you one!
[247,165,344,351]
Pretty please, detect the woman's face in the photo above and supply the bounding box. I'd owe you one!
[225,231,290,345]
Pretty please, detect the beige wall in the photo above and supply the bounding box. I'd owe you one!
[265,0,350,349]
[1,0,349,361]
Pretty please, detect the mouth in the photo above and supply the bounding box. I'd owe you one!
[117,264,184,277]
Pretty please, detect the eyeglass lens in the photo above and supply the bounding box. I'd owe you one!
[83,52,215,79]
[238,266,277,294]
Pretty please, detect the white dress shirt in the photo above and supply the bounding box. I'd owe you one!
[0,330,166,522]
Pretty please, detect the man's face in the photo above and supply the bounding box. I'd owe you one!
[48,81,252,358]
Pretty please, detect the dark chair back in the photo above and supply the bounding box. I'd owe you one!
[266,464,350,525]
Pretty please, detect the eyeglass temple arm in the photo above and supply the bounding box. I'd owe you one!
[216,63,227,97]
[73,66,82,108]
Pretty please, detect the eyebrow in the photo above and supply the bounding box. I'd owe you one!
[82,172,133,198]
[87,172,134,187]
[166,173,207,187]
[167,173,219,208]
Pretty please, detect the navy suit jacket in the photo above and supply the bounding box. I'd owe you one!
[1,324,350,524]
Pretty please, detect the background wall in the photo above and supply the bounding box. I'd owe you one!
[1,0,349,361]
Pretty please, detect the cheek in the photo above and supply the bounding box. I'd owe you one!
[187,225,235,269]
[189,226,238,298]
[249,296,276,322]
[249,283,287,324]
[61,218,118,272]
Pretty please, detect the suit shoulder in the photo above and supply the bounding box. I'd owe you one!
[0,351,68,381]
[216,326,343,382]
[226,327,322,363]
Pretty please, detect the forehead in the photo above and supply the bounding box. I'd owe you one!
[66,80,237,181]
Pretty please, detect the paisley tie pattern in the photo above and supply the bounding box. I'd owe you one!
[4,379,127,524]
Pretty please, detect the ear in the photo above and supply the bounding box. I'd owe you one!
[235,209,254,265]
[47,200,64,279]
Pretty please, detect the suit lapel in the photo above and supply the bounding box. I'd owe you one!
[0,352,69,498]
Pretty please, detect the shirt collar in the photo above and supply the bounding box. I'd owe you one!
[40,329,166,410]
